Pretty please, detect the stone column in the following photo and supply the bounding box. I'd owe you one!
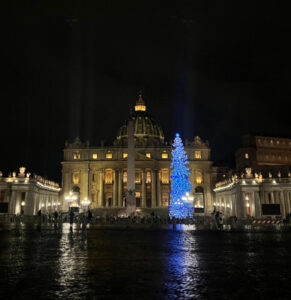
[280,191,286,218]
[264,192,269,204]
[141,170,146,207]
[151,170,156,208]
[238,191,246,218]
[285,191,291,215]
[270,192,275,204]
[9,190,17,214]
[98,169,104,207]
[24,191,34,216]
[254,191,261,218]
[118,170,123,207]
[113,170,118,207]
[157,170,162,207]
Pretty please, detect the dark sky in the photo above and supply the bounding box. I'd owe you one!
[1,0,291,183]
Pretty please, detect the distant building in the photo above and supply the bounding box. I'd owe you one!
[215,135,291,220]
[0,167,61,215]
[236,135,291,171]
[61,94,218,215]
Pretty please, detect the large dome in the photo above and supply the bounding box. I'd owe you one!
[114,94,165,147]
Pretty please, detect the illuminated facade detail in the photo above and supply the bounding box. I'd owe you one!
[195,170,203,184]
[245,153,249,159]
[123,171,127,183]
[123,153,128,158]
[72,171,80,185]
[106,153,112,159]
[162,152,168,159]
[162,192,169,207]
[161,169,170,184]
[134,94,146,111]
[0,167,60,215]
[146,171,151,183]
[105,169,113,184]
[73,152,80,159]
[195,151,202,159]
[61,95,215,215]
[135,172,141,184]
[92,153,98,159]
[214,172,291,219]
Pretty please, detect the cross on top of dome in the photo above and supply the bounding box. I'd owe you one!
[135,93,146,112]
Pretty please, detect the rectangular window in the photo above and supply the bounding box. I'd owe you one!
[106,153,112,159]
[105,169,113,184]
[195,151,201,159]
[92,153,98,159]
[135,172,141,184]
[146,171,151,183]
[162,152,168,159]
[146,153,151,158]
[195,170,203,184]
[245,153,249,159]
[162,193,169,207]
[123,171,127,183]
[161,169,170,184]
[123,153,128,158]
[73,152,80,159]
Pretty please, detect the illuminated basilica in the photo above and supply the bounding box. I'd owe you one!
[61,94,217,215]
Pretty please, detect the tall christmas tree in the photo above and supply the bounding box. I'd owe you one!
[169,133,193,218]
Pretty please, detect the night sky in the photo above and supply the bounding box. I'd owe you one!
[1,0,291,183]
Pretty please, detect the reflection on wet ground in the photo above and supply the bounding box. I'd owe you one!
[1,224,291,299]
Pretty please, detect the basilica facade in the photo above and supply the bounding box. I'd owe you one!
[61,95,217,215]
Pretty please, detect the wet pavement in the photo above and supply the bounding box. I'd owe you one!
[1,224,291,299]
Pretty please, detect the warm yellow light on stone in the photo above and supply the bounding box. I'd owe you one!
[106,153,112,159]
[73,152,80,159]
[162,152,168,159]
[135,94,146,111]
[135,105,146,111]
[195,151,201,159]
[146,153,151,158]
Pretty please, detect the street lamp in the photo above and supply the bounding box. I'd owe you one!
[65,191,78,204]
[81,197,91,211]
[181,192,194,216]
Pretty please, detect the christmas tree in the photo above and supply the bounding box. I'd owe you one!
[169,133,193,218]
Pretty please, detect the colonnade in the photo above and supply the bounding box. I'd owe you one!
[215,188,291,219]
[93,168,165,208]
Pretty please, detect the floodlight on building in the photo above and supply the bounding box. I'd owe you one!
[21,201,26,206]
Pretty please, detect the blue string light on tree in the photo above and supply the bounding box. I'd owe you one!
[169,133,193,218]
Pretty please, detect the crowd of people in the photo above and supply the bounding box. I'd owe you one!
[6,209,195,229]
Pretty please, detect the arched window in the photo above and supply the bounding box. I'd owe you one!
[195,170,203,184]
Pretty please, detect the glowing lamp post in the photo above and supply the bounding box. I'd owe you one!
[65,191,78,210]
[181,192,194,216]
[81,197,91,211]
